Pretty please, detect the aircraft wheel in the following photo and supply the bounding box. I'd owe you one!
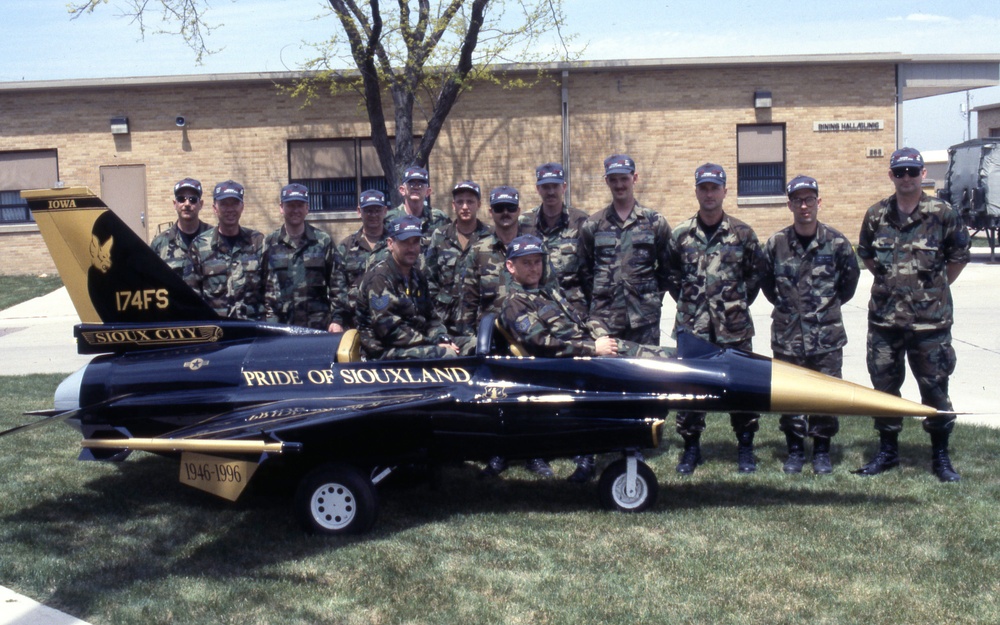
[295,463,378,535]
[598,458,658,513]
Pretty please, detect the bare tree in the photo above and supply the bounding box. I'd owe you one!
[70,0,577,202]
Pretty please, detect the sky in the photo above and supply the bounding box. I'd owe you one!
[4,0,1000,151]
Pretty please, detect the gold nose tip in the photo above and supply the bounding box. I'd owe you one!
[769,360,938,418]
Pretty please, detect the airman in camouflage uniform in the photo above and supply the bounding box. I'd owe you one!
[385,165,451,247]
[150,178,211,277]
[502,236,675,359]
[854,148,970,482]
[519,162,590,317]
[261,183,345,331]
[335,189,391,329]
[356,215,473,360]
[668,163,767,474]
[186,180,265,320]
[493,235,673,482]
[578,155,671,345]
[425,180,492,335]
[762,175,860,474]
[468,193,559,480]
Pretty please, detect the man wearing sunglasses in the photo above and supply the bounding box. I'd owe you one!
[462,187,557,479]
[385,165,451,247]
[762,175,860,475]
[151,177,211,277]
[855,147,970,482]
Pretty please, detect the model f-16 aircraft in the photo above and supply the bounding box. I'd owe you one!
[1,187,943,535]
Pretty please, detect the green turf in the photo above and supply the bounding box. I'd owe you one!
[1,374,998,625]
[0,274,63,310]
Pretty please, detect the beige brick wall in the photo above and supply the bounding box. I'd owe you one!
[1,61,898,276]
[978,107,1000,138]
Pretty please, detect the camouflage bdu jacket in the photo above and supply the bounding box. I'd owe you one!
[577,203,672,335]
[500,281,609,357]
[668,214,766,345]
[385,205,451,247]
[355,256,450,359]
[425,219,492,333]
[260,224,344,330]
[459,230,558,337]
[335,229,389,328]
[762,223,861,357]
[186,226,265,320]
[857,192,970,331]
[518,204,590,317]
[150,221,211,278]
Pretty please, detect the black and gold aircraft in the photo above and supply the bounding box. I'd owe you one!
[1,187,942,535]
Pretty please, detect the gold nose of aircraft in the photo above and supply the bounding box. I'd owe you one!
[769,360,939,418]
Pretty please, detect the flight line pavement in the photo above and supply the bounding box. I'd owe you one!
[0,249,997,625]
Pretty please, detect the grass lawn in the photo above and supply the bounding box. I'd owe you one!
[0,274,63,310]
[1,373,998,625]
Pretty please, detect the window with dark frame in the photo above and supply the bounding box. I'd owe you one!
[288,139,397,213]
[736,124,786,197]
[1,149,59,224]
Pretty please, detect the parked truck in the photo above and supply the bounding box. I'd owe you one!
[938,138,1000,261]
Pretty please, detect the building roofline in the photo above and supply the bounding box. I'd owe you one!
[5,52,1000,93]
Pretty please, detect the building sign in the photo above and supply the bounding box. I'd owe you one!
[813,120,884,132]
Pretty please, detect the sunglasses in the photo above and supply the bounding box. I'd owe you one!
[892,167,922,179]
[491,204,518,214]
[175,195,200,204]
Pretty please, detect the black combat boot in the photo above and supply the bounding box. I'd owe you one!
[675,434,703,475]
[736,431,756,473]
[478,455,508,479]
[812,437,833,475]
[930,431,961,482]
[525,458,554,478]
[783,431,805,474]
[853,431,899,476]
[567,455,596,483]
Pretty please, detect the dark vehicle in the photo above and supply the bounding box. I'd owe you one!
[938,138,1000,261]
[2,188,942,536]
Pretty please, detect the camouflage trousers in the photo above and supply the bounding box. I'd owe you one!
[618,323,663,346]
[618,340,675,359]
[676,338,759,437]
[382,336,476,361]
[774,350,842,439]
[867,325,956,434]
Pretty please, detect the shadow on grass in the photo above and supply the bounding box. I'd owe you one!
[0,443,925,617]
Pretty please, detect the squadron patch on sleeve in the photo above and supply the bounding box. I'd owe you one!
[515,316,532,334]
[371,294,390,312]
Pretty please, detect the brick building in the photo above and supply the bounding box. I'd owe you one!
[975,101,1000,138]
[2,53,998,275]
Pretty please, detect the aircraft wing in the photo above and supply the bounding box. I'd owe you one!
[91,390,457,451]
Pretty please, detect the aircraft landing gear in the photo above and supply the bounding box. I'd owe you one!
[598,452,658,512]
[295,463,379,535]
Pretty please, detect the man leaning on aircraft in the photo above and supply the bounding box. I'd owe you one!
[356,215,475,360]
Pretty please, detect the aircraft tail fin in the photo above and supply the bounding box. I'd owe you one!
[23,187,218,324]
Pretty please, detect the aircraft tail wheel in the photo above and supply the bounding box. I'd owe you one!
[598,457,658,512]
[295,463,378,535]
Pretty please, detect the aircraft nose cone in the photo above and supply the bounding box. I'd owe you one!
[769,360,939,418]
